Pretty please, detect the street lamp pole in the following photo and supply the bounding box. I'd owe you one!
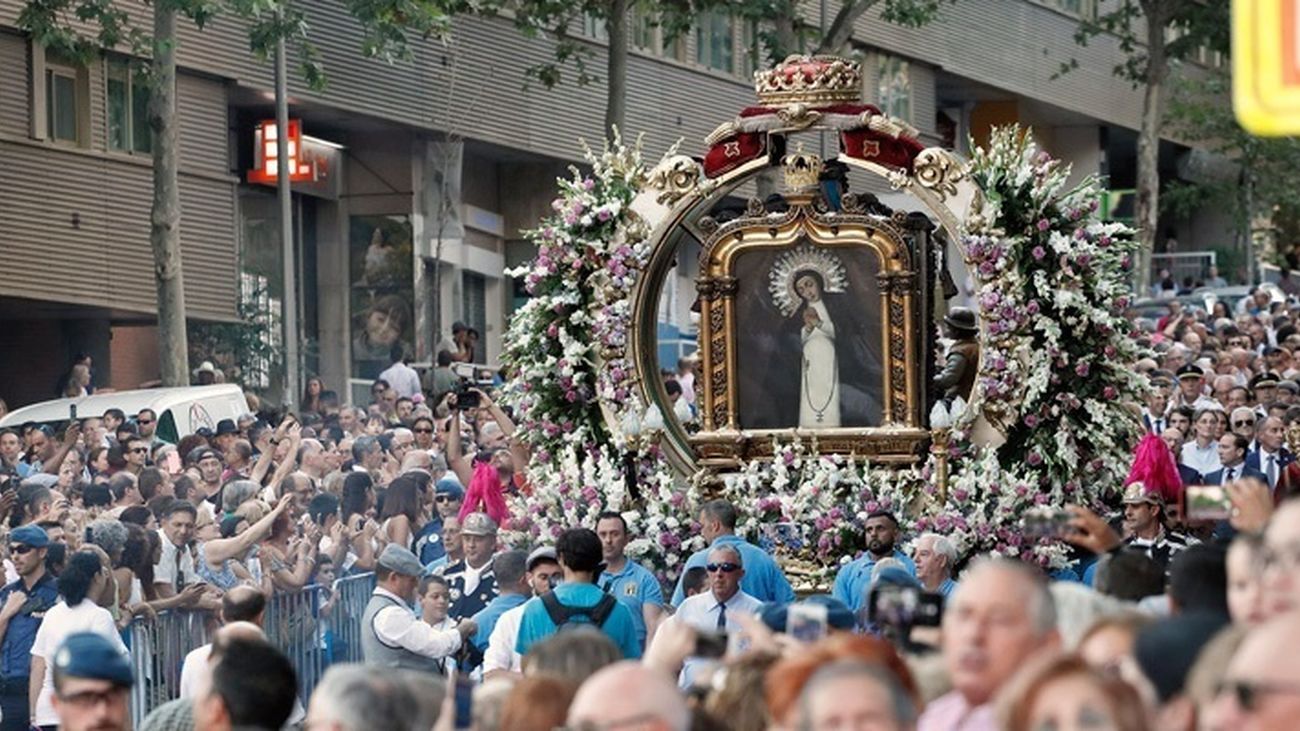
[275,33,300,411]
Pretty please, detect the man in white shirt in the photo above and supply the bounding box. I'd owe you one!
[178,586,267,699]
[153,501,202,604]
[667,545,762,688]
[362,545,476,671]
[378,346,422,399]
[483,547,561,679]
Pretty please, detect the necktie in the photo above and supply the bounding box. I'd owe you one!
[1224,467,1234,482]
[716,602,727,631]
[1154,419,1163,434]
[174,546,184,592]
[1267,456,1278,488]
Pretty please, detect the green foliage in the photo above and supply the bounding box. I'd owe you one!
[187,280,283,391]
[1055,0,1228,83]
[19,0,458,92]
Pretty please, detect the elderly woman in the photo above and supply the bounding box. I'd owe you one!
[196,495,295,592]
[998,654,1148,731]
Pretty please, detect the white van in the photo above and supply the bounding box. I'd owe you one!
[0,385,249,444]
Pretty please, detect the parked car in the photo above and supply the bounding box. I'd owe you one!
[1130,295,1208,322]
[0,385,248,444]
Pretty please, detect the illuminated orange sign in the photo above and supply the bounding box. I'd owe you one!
[247,119,314,184]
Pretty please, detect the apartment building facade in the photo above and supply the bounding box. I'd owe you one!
[0,0,1228,407]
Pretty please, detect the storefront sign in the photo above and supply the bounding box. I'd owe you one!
[247,119,342,199]
[1234,0,1300,135]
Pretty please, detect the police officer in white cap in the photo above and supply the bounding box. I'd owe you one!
[361,544,477,672]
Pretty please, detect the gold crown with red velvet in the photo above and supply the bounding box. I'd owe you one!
[754,55,863,107]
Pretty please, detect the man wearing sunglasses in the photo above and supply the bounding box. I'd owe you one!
[668,545,761,687]
[0,525,56,731]
[121,437,150,478]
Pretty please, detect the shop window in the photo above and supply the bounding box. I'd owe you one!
[349,216,414,380]
[695,11,734,73]
[107,59,152,154]
[877,54,911,123]
[462,270,487,362]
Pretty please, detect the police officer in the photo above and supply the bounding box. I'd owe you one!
[50,632,133,731]
[437,513,499,621]
[0,525,56,731]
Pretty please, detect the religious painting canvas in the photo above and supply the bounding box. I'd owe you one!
[733,242,885,429]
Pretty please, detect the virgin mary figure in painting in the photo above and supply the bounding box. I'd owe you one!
[764,245,881,428]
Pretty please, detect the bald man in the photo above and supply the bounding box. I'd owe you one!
[567,662,690,731]
[1205,613,1300,730]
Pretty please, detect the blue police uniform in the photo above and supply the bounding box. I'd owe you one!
[830,550,916,613]
[670,535,796,607]
[0,573,57,731]
[515,583,641,659]
[598,559,663,648]
[413,518,446,565]
[439,560,498,621]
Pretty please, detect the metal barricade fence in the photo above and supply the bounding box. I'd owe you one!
[127,572,377,725]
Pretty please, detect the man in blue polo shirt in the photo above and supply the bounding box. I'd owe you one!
[670,500,796,607]
[515,528,640,659]
[0,525,57,731]
[596,512,664,650]
[831,510,916,613]
[468,550,530,661]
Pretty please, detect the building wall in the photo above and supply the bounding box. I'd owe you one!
[0,31,238,320]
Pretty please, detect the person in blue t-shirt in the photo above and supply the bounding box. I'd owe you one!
[831,511,916,613]
[515,528,640,659]
[595,512,664,650]
[670,500,796,607]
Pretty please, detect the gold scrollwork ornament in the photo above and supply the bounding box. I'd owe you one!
[647,155,711,206]
[912,148,967,202]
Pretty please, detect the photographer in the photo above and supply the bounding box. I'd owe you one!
[445,387,529,508]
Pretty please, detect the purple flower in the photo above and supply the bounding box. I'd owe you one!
[1036,219,1051,232]
[1075,362,1090,377]
[1026,300,1041,315]
[597,209,612,222]
[1024,414,1039,428]
[1027,452,1043,466]
[1032,246,1046,260]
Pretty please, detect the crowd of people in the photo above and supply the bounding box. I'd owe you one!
[0,289,1296,730]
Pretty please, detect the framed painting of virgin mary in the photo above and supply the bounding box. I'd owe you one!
[733,243,884,429]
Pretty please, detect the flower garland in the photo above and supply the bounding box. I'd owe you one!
[501,127,1147,582]
[919,126,1149,568]
[499,137,702,584]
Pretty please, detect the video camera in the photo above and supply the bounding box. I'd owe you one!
[867,584,943,647]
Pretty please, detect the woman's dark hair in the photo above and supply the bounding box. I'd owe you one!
[87,447,109,475]
[380,475,422,526]
[302,375,324,414]
[793,269,826,299]
[175,435,209,464]
[120,523,154,586]
[119,506,153,527]
[340,472,374,526]
[58,552,103,606]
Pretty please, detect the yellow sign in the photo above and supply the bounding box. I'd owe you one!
[1236,0,1300,134]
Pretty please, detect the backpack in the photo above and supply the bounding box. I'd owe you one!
[540,591,617,630]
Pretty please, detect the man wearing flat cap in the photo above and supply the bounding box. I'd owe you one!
[50,632,133,731]
[0,525,56,731]
[437,512,500,621]
[936,307,979,406]
[361,544,476,672]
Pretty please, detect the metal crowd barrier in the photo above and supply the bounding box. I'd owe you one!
[127,572,378,724]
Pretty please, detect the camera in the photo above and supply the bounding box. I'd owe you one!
[1020,507,1073,539]
[868,585,944,633]
[453,380,480,410]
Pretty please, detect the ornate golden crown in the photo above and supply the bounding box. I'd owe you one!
[754,55,863,107]
[781,144,824,192]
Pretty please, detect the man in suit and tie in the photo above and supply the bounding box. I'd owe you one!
[1204,434,1266,485]
[1246,416,1295,496]
[1142,378,1171,434]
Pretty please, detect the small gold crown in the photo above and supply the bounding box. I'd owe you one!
[754,55,863,108]
[782,144,824,193]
